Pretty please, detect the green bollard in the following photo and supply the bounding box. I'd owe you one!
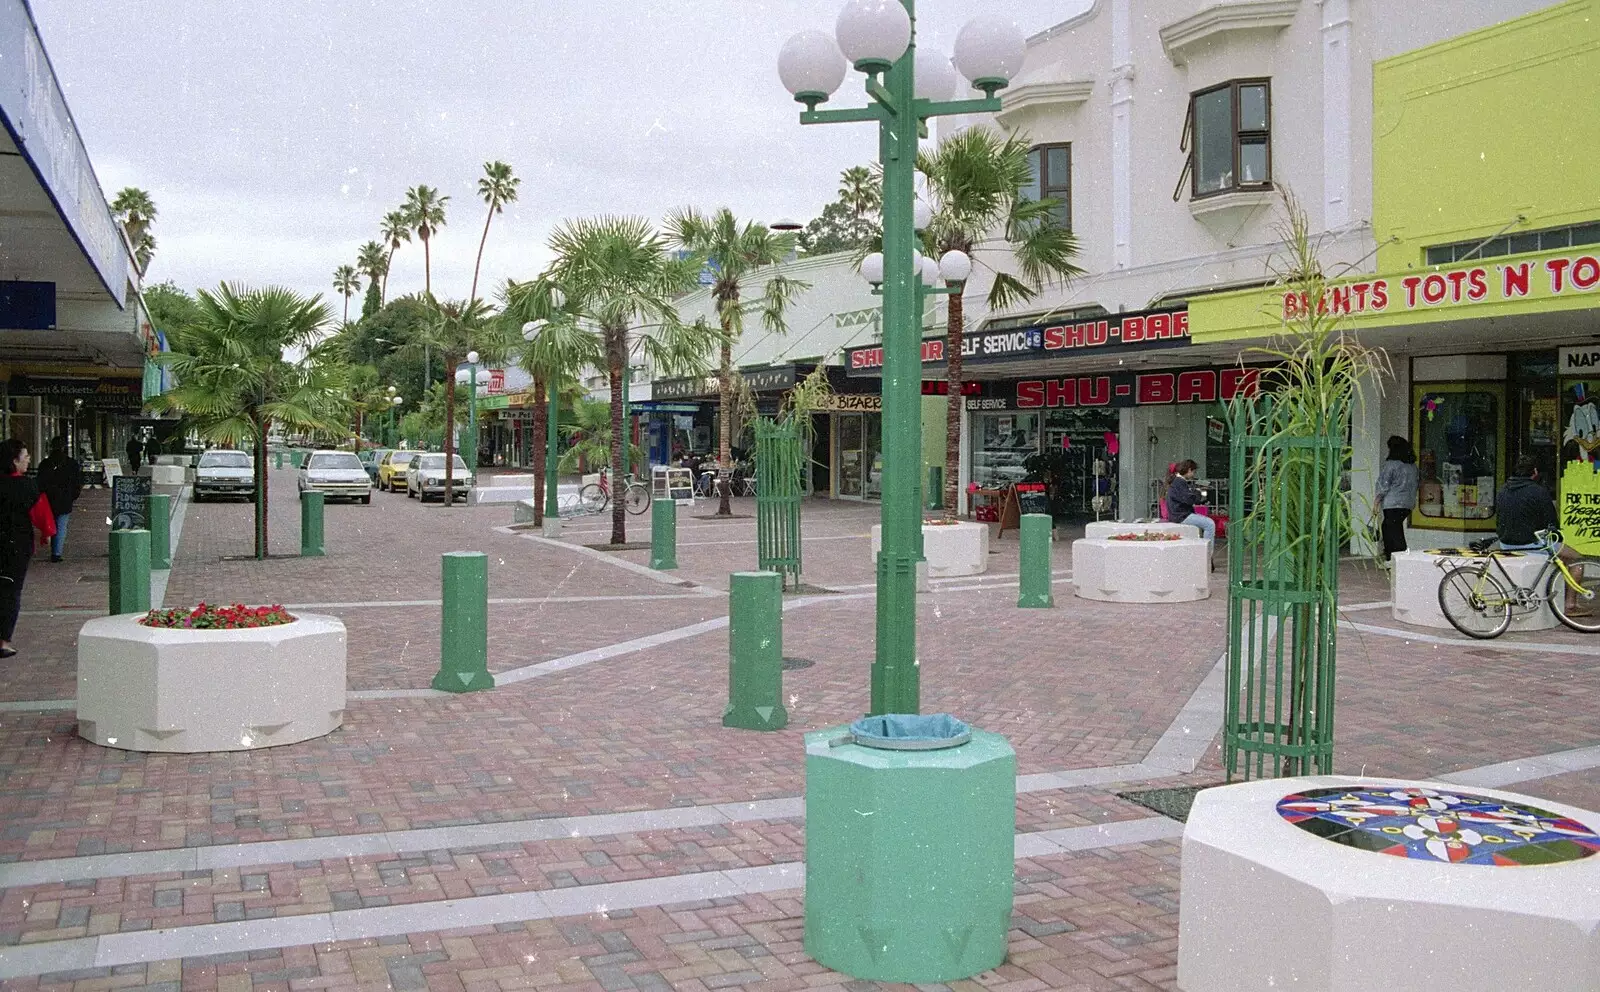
[146,493,171,570]
[926,465,942,511]
[300,490,325,558]
[275,451,283,469]
[723,571,787,730]
[108,529,151,615]
[433,551,494,692]
[650,498,677,570]
[289,450,305,469]
[1018,512,1054,609]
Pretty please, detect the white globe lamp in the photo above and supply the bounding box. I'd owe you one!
[522,319,547,342]
[836,0,912,74]
[913,47,959,102]
[919,254,941,287]
[953,16,1027,95]
[913,199,933,231]
[860,251,885,286]
[938,250,972,285]
[779,30,849,108]
[466,350,479,366]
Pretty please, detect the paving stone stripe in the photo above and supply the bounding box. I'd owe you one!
[508,531,708,591]
[1342,619,1600,656]
[283,593,720,609]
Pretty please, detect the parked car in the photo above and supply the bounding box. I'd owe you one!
[406,452,474,503]
[298,450,373,504]
[360,448,391,483]
[376,450,420,492]
[193,449,255,502]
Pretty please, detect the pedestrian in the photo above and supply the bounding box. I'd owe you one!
[0,439,52,659]
[125,434,143,474]
[35,436,83,563]
[1374,436,1418,560]
[1166,459,1216,569]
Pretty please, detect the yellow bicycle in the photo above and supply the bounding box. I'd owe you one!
[1435,529,1600,638]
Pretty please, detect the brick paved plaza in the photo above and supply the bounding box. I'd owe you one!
[0,466,1596,990]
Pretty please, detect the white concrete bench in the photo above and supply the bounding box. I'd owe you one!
[1072,534,1208,603]
[1179,775,1600,990]
[1391,549,1556,631]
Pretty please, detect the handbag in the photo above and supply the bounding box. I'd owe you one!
[29,493,56,543]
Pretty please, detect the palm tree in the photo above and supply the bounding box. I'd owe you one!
[501,277,603,526]
[838,166,880,221]
[332,265,362,324]
[471,162,521,304]
[665,208,807,515]
[411,296,509,504]
[132,232,157,274]
[150,284,345,558]
[357,241,389,288]
[380,211,411,303]
[112,188,157,271]
[919,127,1084,518]
[543,216,723,545]
[402,186,450,297]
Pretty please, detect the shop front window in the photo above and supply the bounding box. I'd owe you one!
[1412,384,1504,531]
[971,413,1039,490]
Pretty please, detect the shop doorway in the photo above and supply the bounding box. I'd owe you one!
[810,413,830,496]
[835,412,882,500]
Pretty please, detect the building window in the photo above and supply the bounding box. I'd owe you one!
[1024,144,1072,229]
[1187,79,1271,198]
[1425,222,1600,266]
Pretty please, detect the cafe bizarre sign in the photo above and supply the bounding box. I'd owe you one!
[966,367,1259,412]
[1281,253,1600,320]
[844,307,1190,376]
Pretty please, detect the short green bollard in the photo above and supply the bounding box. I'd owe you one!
[723,571,787,731]
[275,451,283,469]
[300,490,325,558]
[650,498,677,570]
[433,551,494,692]
[108,529,151,615]
[145,493,171,570]
[289,450,305,469]
[1018,512,1054,608]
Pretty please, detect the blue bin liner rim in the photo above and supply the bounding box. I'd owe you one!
[844,713,972,750]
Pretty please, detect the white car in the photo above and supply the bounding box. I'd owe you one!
[406,452,474,503]
[298,450,373,504]
[193,449,255,502]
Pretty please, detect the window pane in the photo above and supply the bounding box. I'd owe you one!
[1541,228,1572,250]
[1046,146,1069,186]
[1426,246,1455,266]
[1023,150,1042,202]
[1240,85,1268,131]
[1507,233,1541,256]
[1194,88,1233,193]
[1045,197,1069,228]
[1240,138,1269,185]
[1571,223,1600,247]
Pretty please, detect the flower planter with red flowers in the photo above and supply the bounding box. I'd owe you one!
[77,604,346,753]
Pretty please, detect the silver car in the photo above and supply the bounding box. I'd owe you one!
[298,450,373,504]
[193,449,255,502]
[406,452,474,503]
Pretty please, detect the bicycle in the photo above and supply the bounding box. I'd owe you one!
[1434,529,1600,638]
[577,467,650,516]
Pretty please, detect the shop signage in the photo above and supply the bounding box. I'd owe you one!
[653,376,718,401]
[111,475,151,530]
[816,394,883,412]
[1559,345,1600,374]
[741,365,799,392]
[843,307,1191,376]
[1282,253,1600,321]
[967,367,1259,412]
[8,375,142,409]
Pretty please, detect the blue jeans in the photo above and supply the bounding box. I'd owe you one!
[1182,512,1216,556]
[50,513,69,558]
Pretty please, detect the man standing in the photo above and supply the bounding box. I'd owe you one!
[125,434,143,474]
[36,436,82,563]
[1497,455,1585,611]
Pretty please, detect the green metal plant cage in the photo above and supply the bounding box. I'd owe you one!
[755,419,805,589]
[1224,394,1344,781]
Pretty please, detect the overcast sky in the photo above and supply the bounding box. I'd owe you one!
[32,1,1083,312]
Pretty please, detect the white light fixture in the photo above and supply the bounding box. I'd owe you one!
[392,396,403,406]
[547,284,565,309]
[952,16,1027,94]
[860,251,885,285]
[466,350,479,365]
[938,249,972,284]
[919,255,941,287]
[779,30,848,106]
[522,318,547,341]
[913,199,933,231]
[835,0,912,74]
[770,217,804,232]
[913,47,958,102]
[386,385,397,395]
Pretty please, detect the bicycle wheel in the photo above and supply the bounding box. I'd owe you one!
[1547,556,1600,632]
[624,484,651,515]
[1437,564,1513,639]
[578,483,609,514]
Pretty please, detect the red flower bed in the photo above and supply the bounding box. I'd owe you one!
[1107,532,1182,542]
[140,602,297,629]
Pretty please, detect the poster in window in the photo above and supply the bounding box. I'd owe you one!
[1529,397,1558,447]
[1559,379,1600,555]
[1410,384,1502,531]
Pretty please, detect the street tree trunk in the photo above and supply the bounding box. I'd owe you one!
[608,336,627,546]
[382,247,394,304]
[943,291,965,520]
[717,336,734,516]
[532,375,547,527]
[422,235,432,297]
[470,208,494,304]
[443,359,458,506]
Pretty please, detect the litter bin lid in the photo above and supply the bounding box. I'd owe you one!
[839,714,971,750]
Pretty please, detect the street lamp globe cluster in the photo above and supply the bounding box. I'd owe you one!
[776,0,1023,717]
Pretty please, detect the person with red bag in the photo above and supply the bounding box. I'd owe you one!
[0,439,54,659]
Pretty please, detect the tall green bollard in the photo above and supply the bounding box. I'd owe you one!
[300,491,325,558]
[289,450,305,469]
[146,493,171,570]
[1018,512,1054,609]
[650,498,677,570]
[433,551,494,692]
[723,571,787,730]
[108,529,151,615]
[926,466,942,511]
[275,450,283,469]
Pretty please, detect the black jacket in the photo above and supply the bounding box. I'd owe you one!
[1167,475,1200,520]
[35,455,82,515]
[0,475,38,560]
[1495,475,1557,546]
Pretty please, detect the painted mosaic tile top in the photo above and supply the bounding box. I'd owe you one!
[1277,786,1600,866]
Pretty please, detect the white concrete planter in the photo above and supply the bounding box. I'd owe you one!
[1180,775,1600,990]
[76,612,347,753]
[1392,549,1555,631]
[1083,521,1200,540]
[1072,536,1209,603]
[871,521,989,578]
[140,464,186,486]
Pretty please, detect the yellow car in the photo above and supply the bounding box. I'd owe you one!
[376,450,420,492]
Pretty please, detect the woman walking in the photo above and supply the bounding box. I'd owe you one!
[1375,435,1419,560]
[0,439,49,658]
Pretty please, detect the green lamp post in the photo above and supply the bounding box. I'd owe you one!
[388,391,402,448]
[779,2,1023,716]
[465,350,481,473]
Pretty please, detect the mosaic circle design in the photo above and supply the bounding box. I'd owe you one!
[1276,786,1600,866]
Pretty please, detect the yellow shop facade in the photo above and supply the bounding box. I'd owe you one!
[1191,0,1600,553]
